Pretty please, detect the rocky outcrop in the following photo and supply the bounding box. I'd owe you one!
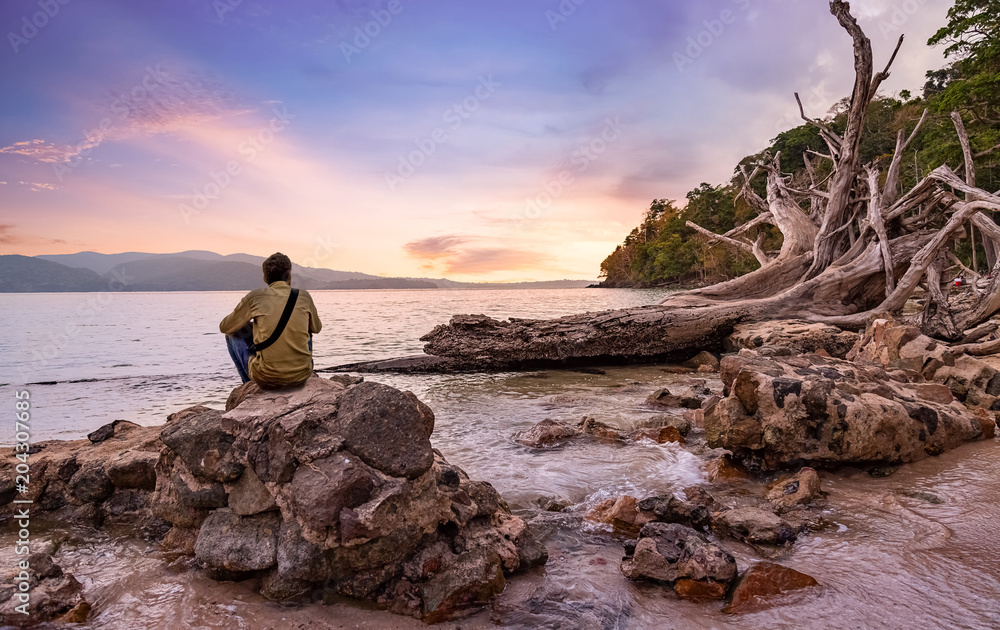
[706,349,993,471]
[727,320,860,359]
[0,376,546,624]
[620,523,738,601]
[0,420,166,533]
[150,377,546,622]
[722,562,819,614]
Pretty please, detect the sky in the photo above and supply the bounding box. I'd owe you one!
[0,0,952,282]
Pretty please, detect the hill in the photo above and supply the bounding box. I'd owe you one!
[0,255,109,292]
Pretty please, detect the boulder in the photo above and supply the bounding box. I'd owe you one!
[195,509,281,573]
[723,561,819,614]
[620,522,737,600]
[765,468,824,510]
[712,507,796,545]
[336,382,436,480]
[707,352,992,470]
[728,320,860,359]
[167,376,545,622]
[513,419,580,447]
[107,450,158,490]
[161,406,244,483]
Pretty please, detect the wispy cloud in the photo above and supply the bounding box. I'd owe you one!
[403,234,554,275]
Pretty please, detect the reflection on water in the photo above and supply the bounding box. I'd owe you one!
[1,290,999,628]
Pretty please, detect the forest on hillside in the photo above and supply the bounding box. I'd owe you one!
[600,0,1000,288]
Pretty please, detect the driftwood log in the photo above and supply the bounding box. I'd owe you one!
[419,1,1000,370]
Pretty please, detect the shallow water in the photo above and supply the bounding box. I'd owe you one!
[1,289,999,629]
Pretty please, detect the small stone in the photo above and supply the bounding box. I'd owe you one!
[723,562,818,614]
[674,578,728,602]
[512,419,580,447]
[765,468,823,510]
[686,351,721,371]
[705,457,749,482]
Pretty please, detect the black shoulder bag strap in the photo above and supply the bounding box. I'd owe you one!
[249,288,299,355]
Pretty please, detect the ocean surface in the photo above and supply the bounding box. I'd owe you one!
[1,288,999,629]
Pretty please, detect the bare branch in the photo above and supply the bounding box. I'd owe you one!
[866,166,895,295]
[883,108,929,208]
[686,220,770,265]
[951,111,977,193]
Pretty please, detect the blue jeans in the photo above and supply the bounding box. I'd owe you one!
[226,323,255,384]
[225,323,313,384]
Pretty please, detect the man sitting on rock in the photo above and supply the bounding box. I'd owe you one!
[220,252,322,388]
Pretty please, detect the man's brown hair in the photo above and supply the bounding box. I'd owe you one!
[263,252,292,284]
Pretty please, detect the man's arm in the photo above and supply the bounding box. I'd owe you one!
[220,293,253,334]
[307,294,322,334]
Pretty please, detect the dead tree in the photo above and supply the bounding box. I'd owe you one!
[419,1,1000,369]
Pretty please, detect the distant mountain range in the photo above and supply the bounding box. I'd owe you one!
[1,251,596,292]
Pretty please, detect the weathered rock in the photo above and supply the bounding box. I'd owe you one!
[766,468,824,510]
[416,548,506,623]
[87,419,141,444]
[637,494,710,530]
[707,351,991,470]
[69,463,114,504]
[620,522,737,595]
[729,320,860,359]
[289,451,378,530]
[705,456,750,482]
[629,425,685,444]
[712,507,796,545]
[578,416,627,440]
[0,554,88,627]
[226,466,277,516]
[107,450,158,490]
[723,561,819,613]
[328,373,365,387]
[685,351,721,371]
[586,496,654,536]
[195,509,281,572]
[512,419,580,447]
[641,414,693,436]
[674,577,729,602]
[646,387,704,409]
[161,406,244,483]
[337,382,436,480]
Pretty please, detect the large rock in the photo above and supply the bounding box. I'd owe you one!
[194,509,281,572]
[161,406,244,483]
[620,522,737,600]
[169,376,544,622]
[706,351,992,471]
[336,382,436,480]
[728,320,860,359]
